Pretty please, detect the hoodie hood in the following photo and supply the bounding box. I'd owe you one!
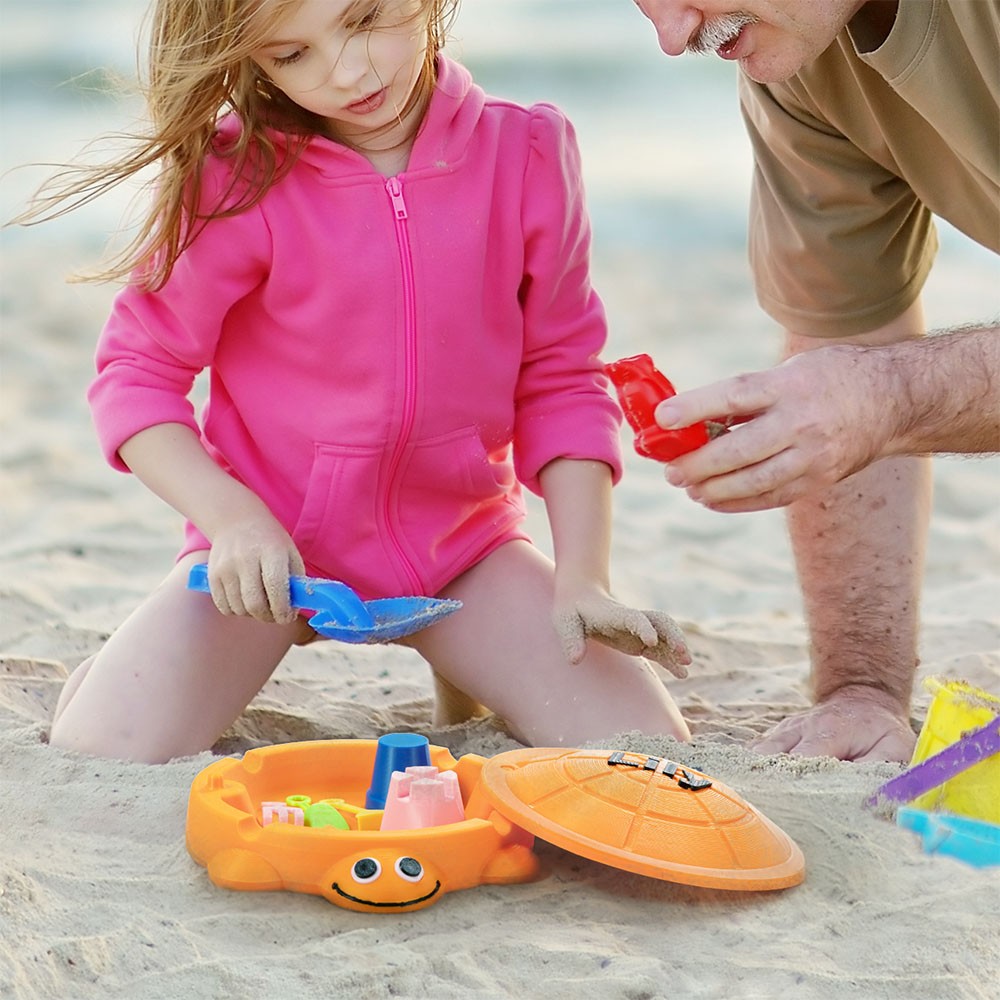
[214,56,483,178]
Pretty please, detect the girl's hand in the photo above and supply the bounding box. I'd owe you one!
[205,515,306,625]
[116,424,307,626]
[552,580,691,678]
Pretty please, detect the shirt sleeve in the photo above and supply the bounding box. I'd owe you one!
[739,70,937,338]
[88,157,271,471]
[512,103,623,495]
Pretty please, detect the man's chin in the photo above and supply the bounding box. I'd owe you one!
[738,53,803,85]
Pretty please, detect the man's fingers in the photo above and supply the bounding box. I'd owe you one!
[749,734,797,756]
[852,729,917,763]
[656,375,774,431]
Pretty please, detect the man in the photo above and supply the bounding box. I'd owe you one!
[632,1,999,761]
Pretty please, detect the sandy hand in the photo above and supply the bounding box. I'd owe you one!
[750,685,916,762]
[553,598,690,678]
[206,516,306,625]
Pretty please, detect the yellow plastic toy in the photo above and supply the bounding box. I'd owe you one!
[909,678,1000,824]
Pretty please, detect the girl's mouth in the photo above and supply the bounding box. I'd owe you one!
[345,88,387,114]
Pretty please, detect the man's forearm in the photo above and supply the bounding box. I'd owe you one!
[882,324,1000,456]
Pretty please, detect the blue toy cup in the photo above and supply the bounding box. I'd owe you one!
[366,733,432,809]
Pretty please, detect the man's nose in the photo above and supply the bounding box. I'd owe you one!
[642,1,703,56]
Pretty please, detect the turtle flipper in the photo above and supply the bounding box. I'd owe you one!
[206,848,284,891]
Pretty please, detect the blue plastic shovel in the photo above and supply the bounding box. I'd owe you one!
[187,563,461,643]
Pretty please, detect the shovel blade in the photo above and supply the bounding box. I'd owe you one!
[309,596,463,643]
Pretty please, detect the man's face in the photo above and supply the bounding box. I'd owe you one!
[632,0,865,82]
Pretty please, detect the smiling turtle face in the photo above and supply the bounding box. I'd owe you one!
[322,849,444,913]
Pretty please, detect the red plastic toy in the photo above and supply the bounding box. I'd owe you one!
[605,354,710,461]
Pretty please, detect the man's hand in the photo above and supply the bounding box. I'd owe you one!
[655,343,896,512]
[552,583,691,677]
[656,323,999,513]
[750,685,916,762]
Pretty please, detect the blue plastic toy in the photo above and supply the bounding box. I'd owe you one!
[896,808,1000,868]
[365,733,433,809]
[187,563,461,643]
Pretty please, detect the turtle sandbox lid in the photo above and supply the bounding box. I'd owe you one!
[480,747,805,891]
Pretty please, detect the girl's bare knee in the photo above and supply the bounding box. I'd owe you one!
[432,671,488,727]
[50,655,95,727]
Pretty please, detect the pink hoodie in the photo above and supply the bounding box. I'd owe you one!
[89,57,622,599]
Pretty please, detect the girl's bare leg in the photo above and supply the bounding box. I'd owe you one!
[406,540,690,747]
[49,552,311,763]
[431,671,488,727]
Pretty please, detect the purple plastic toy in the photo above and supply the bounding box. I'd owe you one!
[864,716,1000,813]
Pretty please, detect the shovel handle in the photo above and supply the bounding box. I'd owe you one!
[865,716,1000,811]
[186,563,375,629]
[288,576,374,628]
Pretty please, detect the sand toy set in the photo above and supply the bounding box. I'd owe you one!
[867,678,1000,868]
[186,734,806,913]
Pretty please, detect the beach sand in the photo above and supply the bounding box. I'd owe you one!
[2,231,998,999]
[2,3,1000,993]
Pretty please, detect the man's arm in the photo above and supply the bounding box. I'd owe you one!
[679,304,938,760]
[889,323,999,454]
[656,309,998,513]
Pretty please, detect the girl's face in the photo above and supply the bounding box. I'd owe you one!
[251,0,430,147]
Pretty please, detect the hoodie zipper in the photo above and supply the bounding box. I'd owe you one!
[383,176,423,594]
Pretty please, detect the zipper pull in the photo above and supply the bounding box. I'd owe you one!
[386,177,408,220]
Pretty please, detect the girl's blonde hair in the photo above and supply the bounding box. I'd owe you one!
[16,0,458,289]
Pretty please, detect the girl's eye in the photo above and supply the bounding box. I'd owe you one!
[355,3,384,30]
[272,49,304,68]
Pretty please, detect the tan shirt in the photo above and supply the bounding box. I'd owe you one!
[740,0,999,337]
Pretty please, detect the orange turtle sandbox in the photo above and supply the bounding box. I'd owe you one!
[185,739,539,913]
[186,740,805,913]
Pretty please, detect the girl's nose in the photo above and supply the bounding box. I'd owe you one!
[326,34,370,89]
[642,1,703,56]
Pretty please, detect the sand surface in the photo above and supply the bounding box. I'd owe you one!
[2,5,999,993]
[2,233,998,999]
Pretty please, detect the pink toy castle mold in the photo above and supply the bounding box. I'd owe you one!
[379,766,466,831]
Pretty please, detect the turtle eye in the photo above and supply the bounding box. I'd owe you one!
[394,857,423,883]
[352,857,382,883]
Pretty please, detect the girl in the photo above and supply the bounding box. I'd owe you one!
[29,0,691,762]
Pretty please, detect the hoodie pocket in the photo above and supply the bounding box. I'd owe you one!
[392,426,523,585]
[291,429,523,595]
[291,442,385,586]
